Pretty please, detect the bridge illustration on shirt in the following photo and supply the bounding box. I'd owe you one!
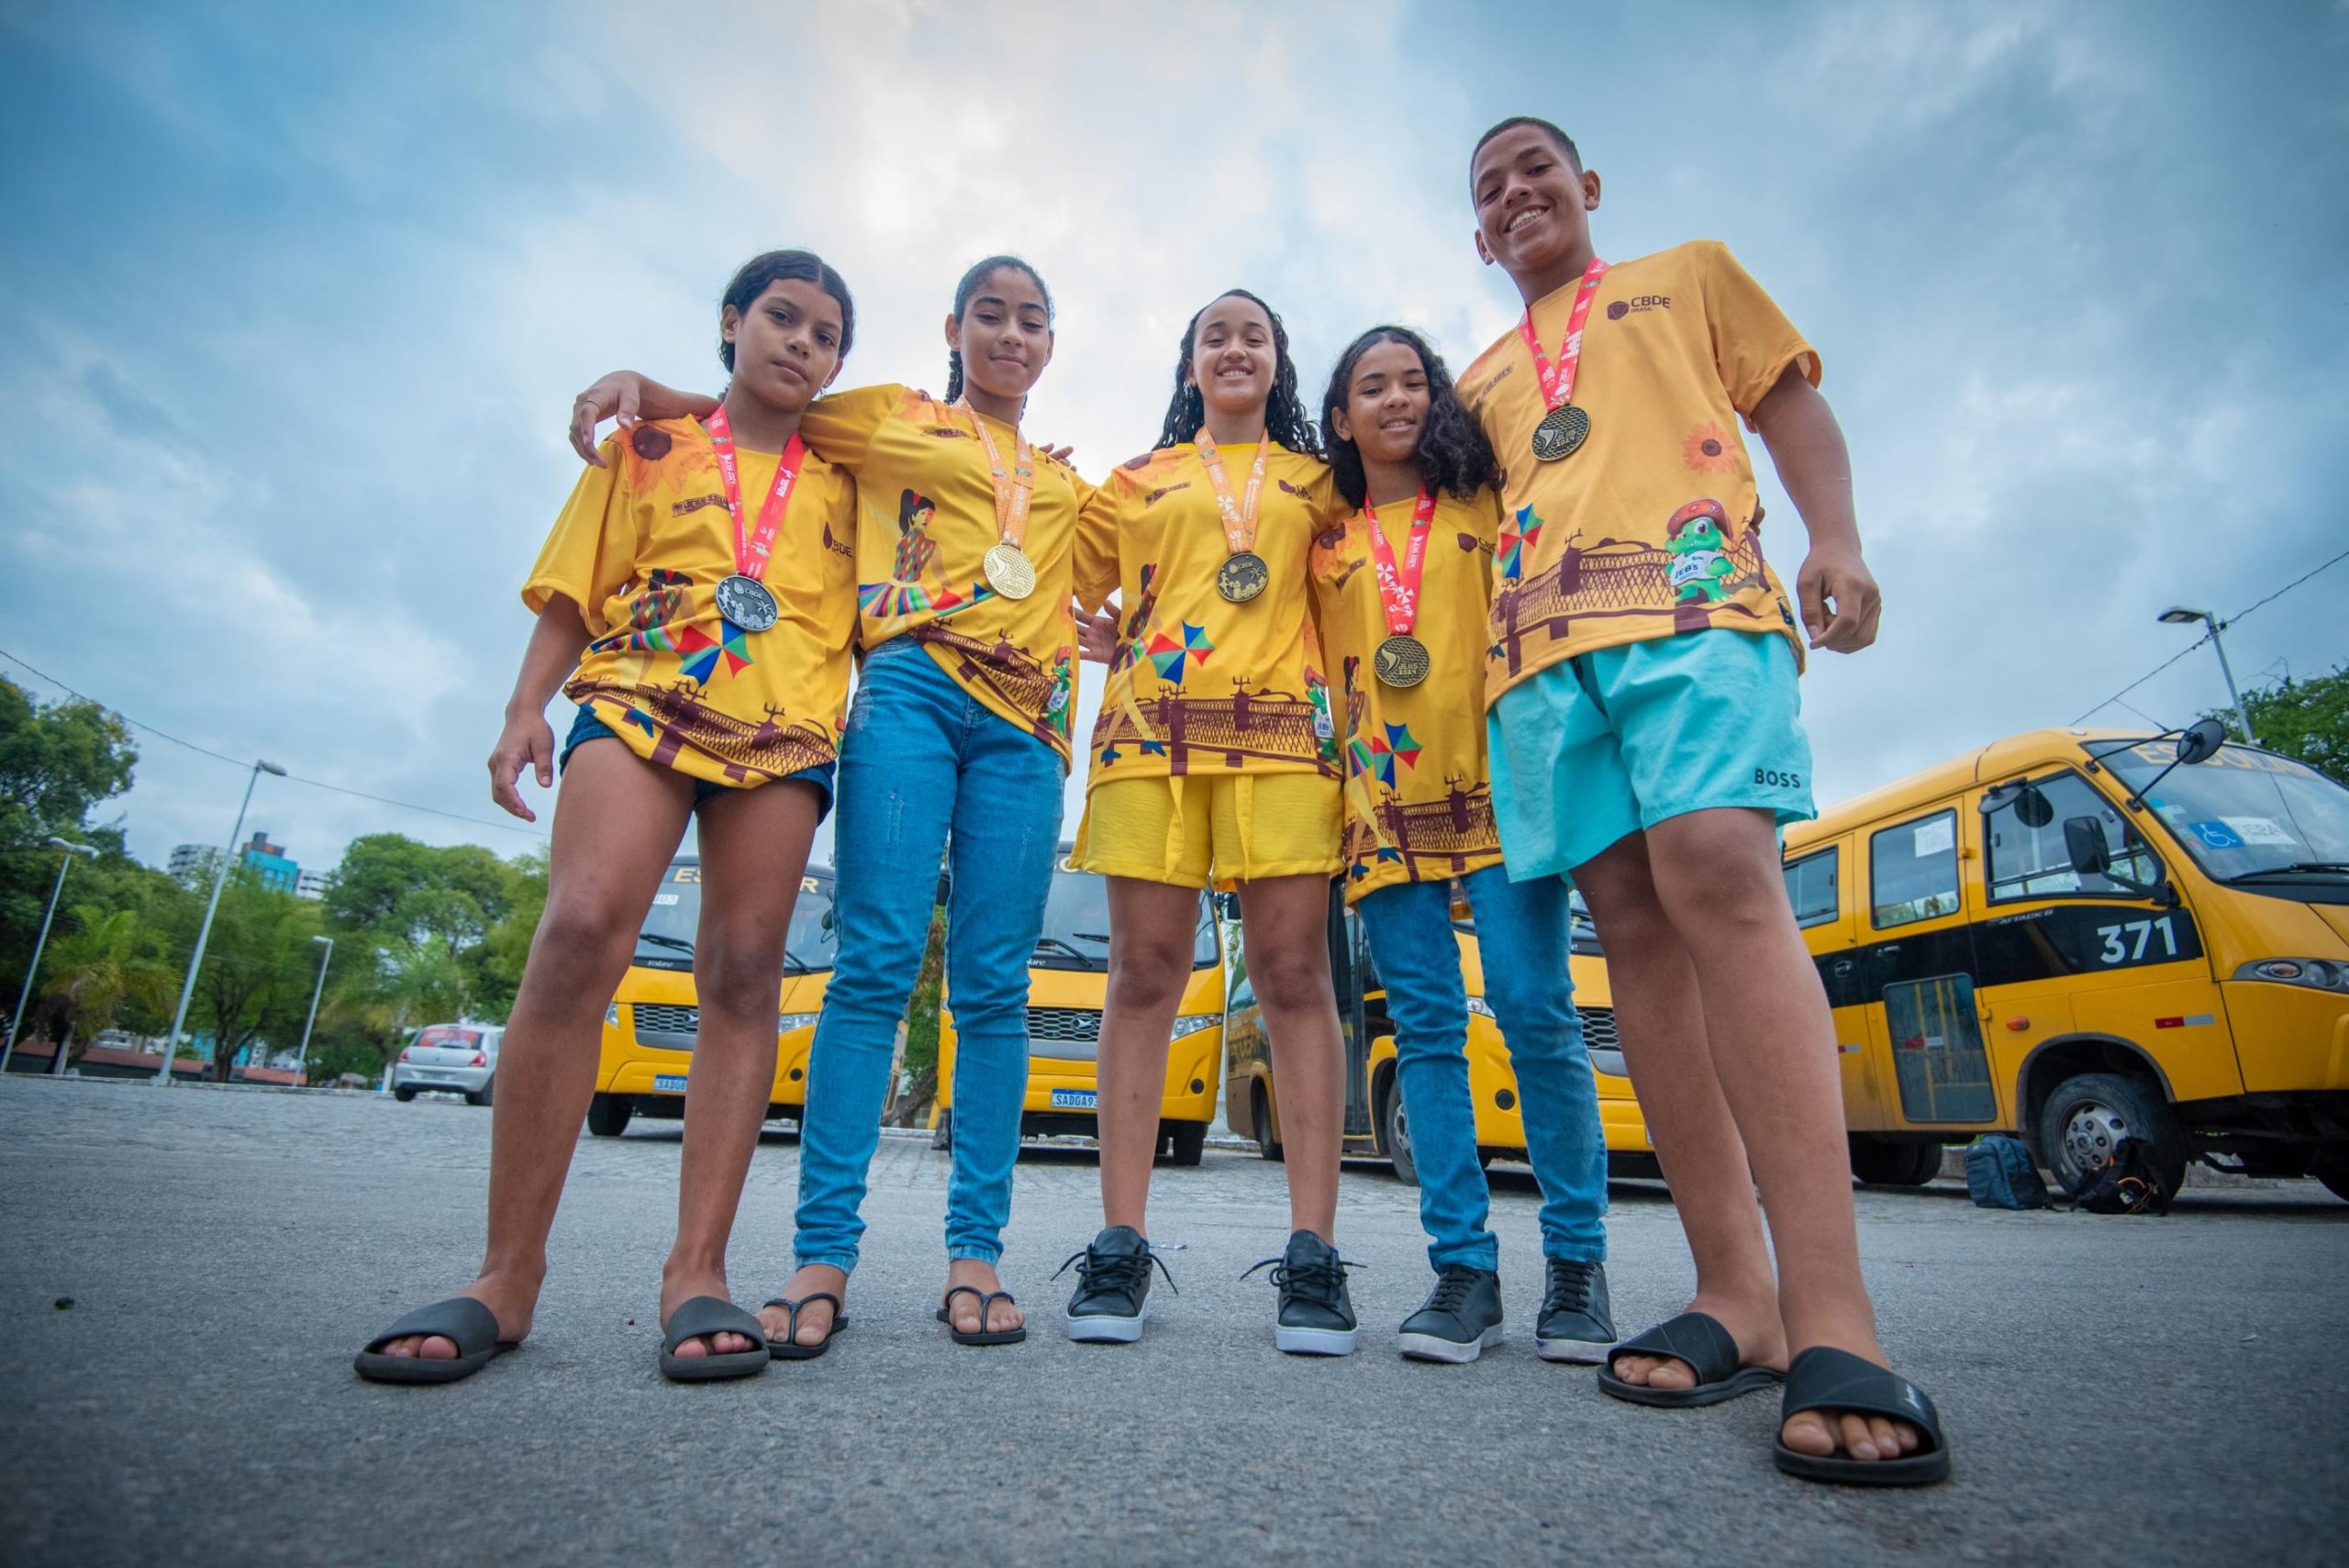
[579,679,835,782]
[911,622,1063,740]
[1092,674,1330,774]
[1489,531,1775,677]
[1365,774,1499,881]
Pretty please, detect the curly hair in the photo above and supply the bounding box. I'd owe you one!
[942,254,1054,404]
[719,250,855,372]
[1151,289,1321,458]
[1318,326,1503,508]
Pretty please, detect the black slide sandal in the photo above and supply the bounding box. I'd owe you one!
[763,1294,848,1360]
[1597,1311,1784,1407]
[354,1296,519,1385]
[658,1296,769,1383]
[937,1285,1028,1346]
[1772,1346,1951,1487]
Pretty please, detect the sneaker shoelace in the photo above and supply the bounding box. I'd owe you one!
[1053,1241,1179,1298]
[1425,1265,1486,1318]
[1241,1251,1363,1308]
[1544,1258,1596,1312]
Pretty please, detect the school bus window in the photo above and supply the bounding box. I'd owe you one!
[1870,810,1959,929]
[1985,772,2160,903]
[2104,744,2349,879]
[1782,846,1840,928]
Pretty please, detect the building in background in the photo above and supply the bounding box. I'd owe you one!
[295,868,331,900]
[167,842,221,883]
[239,831,299,894]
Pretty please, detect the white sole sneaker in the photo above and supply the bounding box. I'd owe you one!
[1275,1322,1358,1356]
[1066,1302,1150,1343]
[1399,1324,1504,1363]
[1534,1333,1617,1365]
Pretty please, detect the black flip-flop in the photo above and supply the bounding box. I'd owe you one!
[763,1293,848,1361]
[937,1285,1027,1346]
[354,1296,519,1385]
[1772,1346,1951,1487]
[1597,1312,1784,1407]
[658,1296,769,1383]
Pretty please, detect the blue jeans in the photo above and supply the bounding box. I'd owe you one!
[793,638,1063,1271]
[1356,864,1608,1273]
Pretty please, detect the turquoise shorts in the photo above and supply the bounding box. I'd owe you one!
[1486,629,1814,882]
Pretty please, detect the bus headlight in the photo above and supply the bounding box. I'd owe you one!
[606,1004,620,1028]
[1466,997,1496,1019]
[777,1011,822,1035]
[2235,959,2349,993]
[1170,1014,1220,1039]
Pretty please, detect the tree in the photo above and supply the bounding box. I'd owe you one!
[39,905,173,1065]
[157,869,322,1080]
[2214,664,2349,781]
[323,835,514,958]
[0,678,139,985]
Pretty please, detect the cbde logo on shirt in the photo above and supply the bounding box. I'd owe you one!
[1606,295,1673,319]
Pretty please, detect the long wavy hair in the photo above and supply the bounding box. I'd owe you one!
[1319,326,1503,508]
[1151,289,1321,457]
[942,254,1053,404]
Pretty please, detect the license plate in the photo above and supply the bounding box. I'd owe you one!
[654,1074,688,1092]
[1049,1089,1097,1110]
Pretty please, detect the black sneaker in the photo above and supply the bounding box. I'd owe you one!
[1241,1229,1359,1357]
[1397,1264,1504,1363]
[1534,1258,1617,1363]
[1055,1226,1174,1343]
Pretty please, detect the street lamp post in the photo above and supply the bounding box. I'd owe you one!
[2,837,97,1076]
[159,759,287,1084]
[2158,606,2259,747]
[295,935,333,1086]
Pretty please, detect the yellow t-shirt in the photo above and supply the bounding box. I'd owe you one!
[1459,239,1819,706]
[1074,441,1342,789]
[523,417,859,787]
[800,384,1089,764]
[1309,488,1507,901]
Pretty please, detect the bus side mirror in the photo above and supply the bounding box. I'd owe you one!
[2063,817,2110,880]
[2177,717,2227,766]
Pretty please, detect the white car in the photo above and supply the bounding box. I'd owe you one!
[392,1023,505,1106]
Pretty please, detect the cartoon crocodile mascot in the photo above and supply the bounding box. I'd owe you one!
[1664,498,1737,605]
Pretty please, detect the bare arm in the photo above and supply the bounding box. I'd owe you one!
[489,595,595,820]
[568,374,720,468]
[1751,369,1879,654]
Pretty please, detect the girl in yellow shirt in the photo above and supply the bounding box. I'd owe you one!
[357,250,859,1386]
[1063,290,1358,1353]
[572,258,1084,1353]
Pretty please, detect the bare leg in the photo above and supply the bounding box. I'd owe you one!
[659,778,820,1358]
[1235,874,1344,1240]
[378,740,692,1360]
[1096,876,1216,1236]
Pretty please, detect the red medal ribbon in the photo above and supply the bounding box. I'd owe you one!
[1516,256,1609,411]
[1363,487,1437,637]
[705,407,807,582]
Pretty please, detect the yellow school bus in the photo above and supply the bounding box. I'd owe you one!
[584,860,837,1137]
[1224,881,1653,1180]
[935,857,1227,1165]
[1782,723,2349,1199]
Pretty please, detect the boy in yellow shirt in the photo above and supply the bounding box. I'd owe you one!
[1463,117,1946,1485]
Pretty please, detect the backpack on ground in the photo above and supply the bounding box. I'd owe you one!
[1964,1134,2049,1210]
[2074,1135,2171,1215]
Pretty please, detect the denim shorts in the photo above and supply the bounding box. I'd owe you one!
[559,704,835,820]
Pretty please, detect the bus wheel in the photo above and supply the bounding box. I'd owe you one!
[1849,1137,1943,1186]
[1252,1082,1284,1163]
[2037,1073,2187,1201]
[2310,1149,2349,1204]
[584,1093,633,1138]
[1164,1120,1207,1167]
[1380,1080,1420,1188]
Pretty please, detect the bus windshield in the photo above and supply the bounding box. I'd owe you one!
[2105,743,2349,880]
[636,863,839,973]
[1033,867,1217,972]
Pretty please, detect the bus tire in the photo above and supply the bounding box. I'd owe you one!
[1849,1137,1943,1187]
[1379,1077,1420,1187]
[1252,1082,1284,1163]
[2037,1072,2188,1201]
[585,1093,633,1138]
[2310,1148,2349,1204]
[1165,1120,1207,1167]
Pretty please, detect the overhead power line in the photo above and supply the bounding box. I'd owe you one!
[2070,546,2349,727]
[0,647,547,840]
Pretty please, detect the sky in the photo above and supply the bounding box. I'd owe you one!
[3,0,2344,880]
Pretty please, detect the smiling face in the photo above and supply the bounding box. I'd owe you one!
[946,266,1054,402]
[1185,292,1275,423]
[1471,124,1601,286]
[1329,337,1431,468]
[720,277,845,413]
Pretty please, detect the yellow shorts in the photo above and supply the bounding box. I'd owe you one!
[1074,773,1341,890]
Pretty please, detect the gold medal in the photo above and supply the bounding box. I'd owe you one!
[1531,404,1591,462]
[1218,550,1270,603]
[982,541,1036,600]
[1374,633,1431,688]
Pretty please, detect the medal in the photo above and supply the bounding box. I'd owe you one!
[714,573,779,631]
[1364,486,1438,687]
[704,406,807,633]
[983,540,1037,600]
[963,401,1036,600]
[1197,428,1274,606]
[1518,256,1609,464]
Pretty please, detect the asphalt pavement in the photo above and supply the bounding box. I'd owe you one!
[3,1073,2346,1566]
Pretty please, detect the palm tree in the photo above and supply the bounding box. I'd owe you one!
[41,905,174,1069]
